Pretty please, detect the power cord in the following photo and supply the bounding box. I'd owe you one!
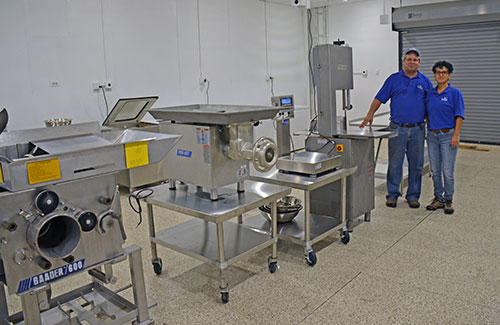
[206,80,210,104]
[307,9,318,118]
[128,188,154,228]
[100,86,109,116]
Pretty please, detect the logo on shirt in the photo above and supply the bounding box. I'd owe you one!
[441,97,448,102]
[417,84,423,90]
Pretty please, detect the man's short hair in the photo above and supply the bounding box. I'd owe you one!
[432,61,454,74]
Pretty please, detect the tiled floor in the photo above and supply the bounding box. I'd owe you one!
[5,143,500,324]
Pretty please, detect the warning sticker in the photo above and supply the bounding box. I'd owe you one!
[196,128,211,146]
[125,141,150,168]
[0,164,3,183]
[197,128,211,164]
[336,144,344,152]
[26,158,61,184]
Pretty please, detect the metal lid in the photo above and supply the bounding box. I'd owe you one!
[102,96,159,128]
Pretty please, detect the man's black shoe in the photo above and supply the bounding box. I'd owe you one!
[408,200,420,209]
[386,198,397,208]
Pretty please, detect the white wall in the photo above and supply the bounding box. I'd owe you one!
[0,0,309,133]
[327,0,400,125]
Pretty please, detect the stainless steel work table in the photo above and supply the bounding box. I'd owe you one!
[246,166,357,266]
[143,180,291,303]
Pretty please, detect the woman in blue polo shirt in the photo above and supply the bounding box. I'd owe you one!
[425,61,465,214]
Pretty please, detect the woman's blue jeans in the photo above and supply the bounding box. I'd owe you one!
[387,122,425,201]
[427,129,458,201]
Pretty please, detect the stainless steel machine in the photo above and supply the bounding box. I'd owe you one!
[149,104,280,200]
[306,42,394,230]
[136,105,291,303]
[0,123,180,324]
[104,101,280,193]
[271,95,295,157]
[247,43,394,267]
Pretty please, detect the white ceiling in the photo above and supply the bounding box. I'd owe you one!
[260,0,376,8]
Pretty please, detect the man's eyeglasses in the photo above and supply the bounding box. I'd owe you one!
[434,71,449,76]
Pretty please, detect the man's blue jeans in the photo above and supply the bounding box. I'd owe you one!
[387,122,425,201]
[427,129,458,201]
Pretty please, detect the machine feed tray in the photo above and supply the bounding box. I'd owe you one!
[149,104,281,124]
[277,151,341,175]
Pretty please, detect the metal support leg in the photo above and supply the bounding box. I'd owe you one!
[20,291,42,325]
[237,214,243,224]
[216,223,229,303]
[210,189,218,201]
[237,181,245,193]
[169,179,176,190]
[364,211,371,222]
[0,283,9,324]
[342,177,348,230]
[147,204,159,264]
[304,191,311,251]
[271,201,278,261]
[128,246,152,324]
[216,223,228,290]
[303,190,317,266]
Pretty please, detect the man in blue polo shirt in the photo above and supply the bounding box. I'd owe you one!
[360,48,433,208]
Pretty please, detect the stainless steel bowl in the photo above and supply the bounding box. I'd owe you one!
[259,196,302,223]
[45,118,72,127]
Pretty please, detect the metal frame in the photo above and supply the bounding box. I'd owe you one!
[143,181,291,302]
[1,245,153,325]
[247,166,357,265]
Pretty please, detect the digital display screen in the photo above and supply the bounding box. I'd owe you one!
[280,97,292,106]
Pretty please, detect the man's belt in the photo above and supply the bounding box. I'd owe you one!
[392,121,423,127]
[430,128,452,133]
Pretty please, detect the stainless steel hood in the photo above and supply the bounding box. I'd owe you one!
[0,129,181,191]
[392,0,500,30]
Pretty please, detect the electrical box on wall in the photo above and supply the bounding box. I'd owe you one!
[291,0,310,8]
[92,81,113,91]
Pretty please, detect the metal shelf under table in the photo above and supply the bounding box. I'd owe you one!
[248,166,357,266]
[143,180,291,303]
[244,211,342,246]
[152,218,276,266]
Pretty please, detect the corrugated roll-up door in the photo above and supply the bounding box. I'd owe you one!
[402,22,500,144]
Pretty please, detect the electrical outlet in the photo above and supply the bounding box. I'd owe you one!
[199,77,208,86]
[265,75,274,81]
[92,80,112,91]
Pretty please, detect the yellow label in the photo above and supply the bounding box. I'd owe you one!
[125,141,149,168]
[27,158,61,184]
[0,164,3,183]
[336,144,344,152]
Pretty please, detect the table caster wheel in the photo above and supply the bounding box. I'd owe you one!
[221,292,229,304]
[305,251,317,267]
[152,259,163,275]
[341,230,350,245]
[268,262,278,273]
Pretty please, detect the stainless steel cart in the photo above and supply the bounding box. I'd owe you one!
[143,181,291,303]
[245,166,357,266]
